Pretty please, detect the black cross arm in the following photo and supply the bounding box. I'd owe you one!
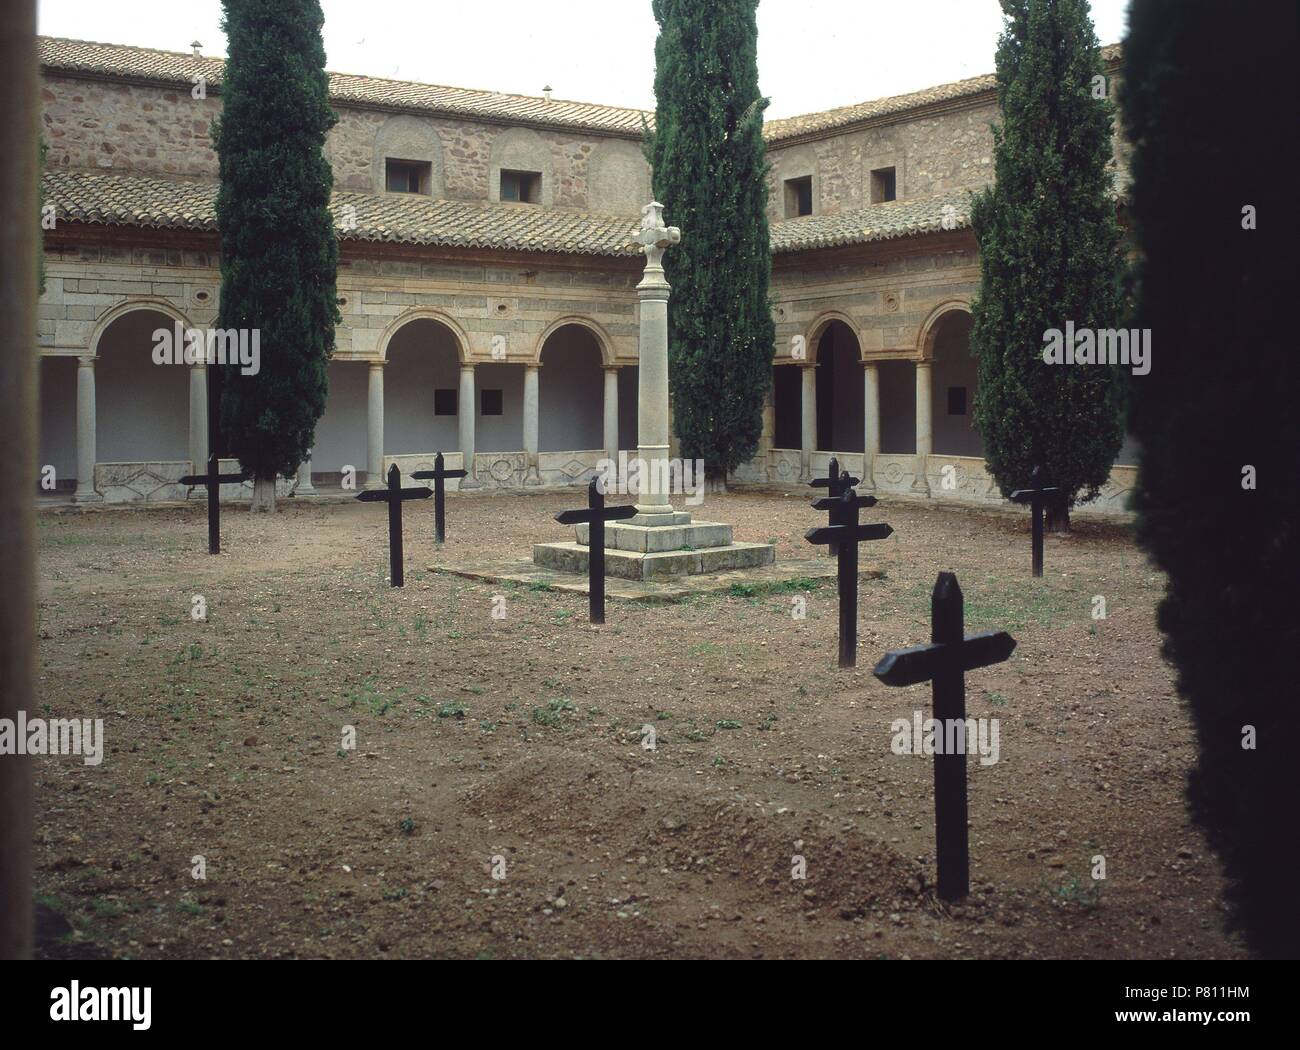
[811,493,878,511]
[356,486,432,503]
[873,630,1016,686]
[804,522,893,546]
[179,469,247,486]
[412,467,468,481]
[554,504,638,526]
[810,474,861,489]
[1009,486,1061,502]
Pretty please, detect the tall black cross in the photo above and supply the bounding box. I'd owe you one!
[873,572,1017,901]
[411,452,468,544]
[554,477,636,624]
[1009,465,1061,578]
[356,464,432,587]
[810,456,864,557]
[804,487,893,668]
[179,451,248,555]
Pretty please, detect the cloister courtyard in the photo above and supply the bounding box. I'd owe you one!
[30,489,1247,960]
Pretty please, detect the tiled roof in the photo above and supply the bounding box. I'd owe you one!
[38,36,1121,144]
[43,167,974,256]
[38,36,652,137]
[764,43,1123,142]
[42,168,645,256]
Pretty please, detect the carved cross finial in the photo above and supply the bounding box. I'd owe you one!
[637,201,681,268]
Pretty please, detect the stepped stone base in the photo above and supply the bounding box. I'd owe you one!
[575,519,733,553]
[533,540,775,581]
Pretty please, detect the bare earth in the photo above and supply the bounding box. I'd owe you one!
[31,487,1248,959]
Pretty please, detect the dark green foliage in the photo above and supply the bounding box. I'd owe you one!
[969,0,1124,518]
[1123,0,1298,958]
[213,0,339,484]
[647,0,774,482]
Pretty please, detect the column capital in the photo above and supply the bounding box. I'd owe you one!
[368,358,386,371]
[77,354,95,368]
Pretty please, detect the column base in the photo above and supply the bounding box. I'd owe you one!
[73,489,103,504]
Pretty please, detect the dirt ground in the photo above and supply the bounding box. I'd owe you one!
[29,486,1249,959]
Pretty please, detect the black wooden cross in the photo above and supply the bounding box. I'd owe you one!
[804,487,893,668]
[411,452,468,544]
[356,464,432,587]
[810,456,865,557]
[555,476,636,624]
[1009,465,1061,578]
[179,451,248,555]
[873,572,1017,901]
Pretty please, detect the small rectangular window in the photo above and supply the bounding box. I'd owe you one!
[947,386,967,416]
[870,166,897,203]
[500,169,542,204]
[784,176,813,218]
[434,389,457,416]
[386,159,430,194]
[481,389,504,416]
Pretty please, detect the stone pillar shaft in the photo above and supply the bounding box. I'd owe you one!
[296,450,316,496]
[863,362,880,491]
[603,367,619,463]
[800,364,817,481]
[523,364,540,485]
[458,363,479,488]
[74,356,100,502]
[366,361,384,489]
[913,360,932,494]
[636,283,673,519]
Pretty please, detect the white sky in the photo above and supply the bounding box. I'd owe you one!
[37,0,1131,120]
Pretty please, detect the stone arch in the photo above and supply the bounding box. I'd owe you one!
[807,310,864,360]
[917,298,973,361]
[88,298,193,359]
[382,315,466,458]
[532,316,614,367]
[587,139,652,215]
[489,126,554,206]
[377,308,468,363]
[813,317,864,453]
[928,308,981,458]
[372,114,445,196]
[93,306,191,462]
[537,322,605,453]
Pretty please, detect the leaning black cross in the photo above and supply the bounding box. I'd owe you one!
[873,572,1016,901]
[179,451,248,555]
[356,464,432,587]
[411,452,468,544]
[554,476,636,624]
[804,487,893,668]
[810,456,864,557]
[1009,465,1061,578]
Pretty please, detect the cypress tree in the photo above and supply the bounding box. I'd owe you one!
[647,0,774,490]
[1123,0,1298,957]
[213,0,339,512]
[969,0,1124,531]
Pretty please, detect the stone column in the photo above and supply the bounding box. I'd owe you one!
[187,360,207,499]
[458,363,479,488]
[760,382,776,481]
[296,450,317,496]
[365,360,384,489]
[522,364,540,485]
[74,355,101,503]
[602,366,619,463]
[799,363,817,482]
[913,359,932,494]
[633,201,681,523]
[863,362,880,492]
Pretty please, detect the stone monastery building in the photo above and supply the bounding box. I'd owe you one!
[36,36,1135,510]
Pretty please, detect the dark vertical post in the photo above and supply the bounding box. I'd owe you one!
[837,488,858,668]
[387,464,404,587]
[589,478,606,624]
[1030,493,1044,578]
[825,457,842,557]
[0,0,37,959]
[931,572,970,901]
[206,451,220,555]
[433,451,447,544]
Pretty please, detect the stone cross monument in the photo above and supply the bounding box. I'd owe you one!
[633,201,682,525]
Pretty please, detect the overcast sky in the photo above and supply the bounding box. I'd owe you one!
[37,0,1131,120]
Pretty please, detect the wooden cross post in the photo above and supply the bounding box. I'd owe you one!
[178,451,248,555]
[411,452,468,544]
[873,572,1017,900]
[804,487,893,668]
[810,456,863,557]
[356,464,432,587]
[554,477,637,624]
[1009,466,1061,578]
